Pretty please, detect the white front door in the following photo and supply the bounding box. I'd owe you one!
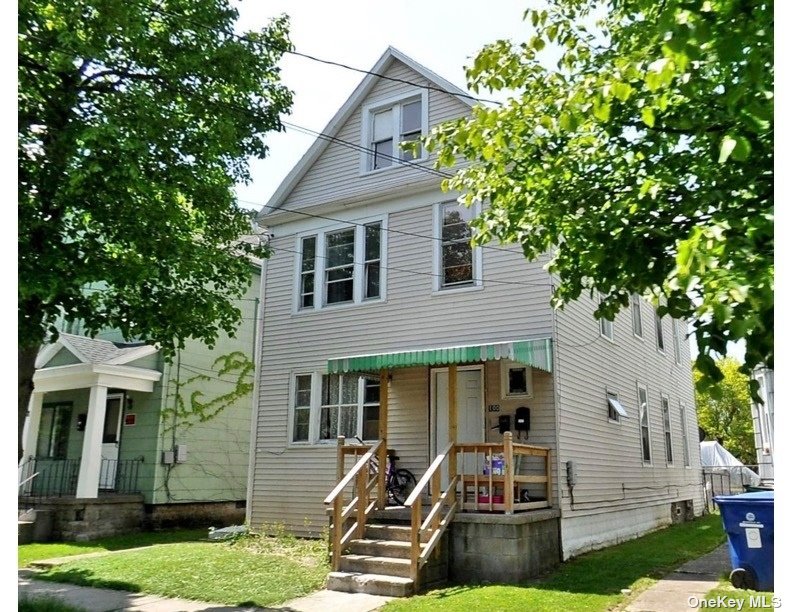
[99,394,123,490]
[431,366,485,488]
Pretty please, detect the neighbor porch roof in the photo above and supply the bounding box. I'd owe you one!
[327,338,553,374]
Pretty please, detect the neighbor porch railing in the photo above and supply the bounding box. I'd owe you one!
[18,457,144,500]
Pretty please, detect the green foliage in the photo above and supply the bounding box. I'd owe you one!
[18,0,293,356]
[426,0,773,393]
[36,535,329,607]
[694,357,755,465]
[161,350,254,431]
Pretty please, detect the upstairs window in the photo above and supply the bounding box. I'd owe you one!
[435,202,482,290]
[655,309,665,352]
[296,219,385,311]
[363,93,427,172]
[638,384,651,463]
[631,294,643,338]
[607,391,627,423]
[599,295,614,341]
[661,393,673,464]
[672,318,682,364]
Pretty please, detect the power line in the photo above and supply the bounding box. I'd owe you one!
[273,244,551,289]
[119,0,502,106]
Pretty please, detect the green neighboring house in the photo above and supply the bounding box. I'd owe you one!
[18,268,261,541]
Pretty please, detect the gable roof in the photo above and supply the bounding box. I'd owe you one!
[259,46,475,218]
[36,333,158,369]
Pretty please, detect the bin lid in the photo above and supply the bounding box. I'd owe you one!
[713,491,774,504]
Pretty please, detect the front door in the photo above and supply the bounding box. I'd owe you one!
[99,394,124,490]
[431,366,485,488]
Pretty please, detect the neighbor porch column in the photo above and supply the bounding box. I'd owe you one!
[76,384,108,498]
[448,364,458,483]
[377,368,389,508]
[22,391,44,459]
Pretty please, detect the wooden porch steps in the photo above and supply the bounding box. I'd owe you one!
[326,520,426,597]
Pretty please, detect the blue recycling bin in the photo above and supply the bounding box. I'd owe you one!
[714,491,774,591]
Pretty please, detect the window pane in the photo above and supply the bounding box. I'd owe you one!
[326,229,354,267]
[442,221,471,242]
[373,109,392,141]
[655,311,665,350]
[301,237,316,272]
[364,378,380,404]
[52,406,72,459]
[400,132,420,161]
[339,406,357,439]
[295,375,312,407]
[293,408,310,442]
[322,375,339,406]
[320,406,338,440]
[365,263,380,299]
[402,100,421,133]
[444,263,473,285]
[327,267,354,282]
[443,203,473,225]
[327,279,353,303]
[374,140,393,169]
[363,405,380,440]
[365,224,381,261]
[341,375,358,404]
[632,295,643,337]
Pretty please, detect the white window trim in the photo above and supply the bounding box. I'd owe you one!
[661,392,674,466]
[287,372,382,447]
[432,201,484,294]
[292,214,388,314]
[360,89,429,175]
[606,389,627,423]
[637,382,652,465]
[631,294,644,340]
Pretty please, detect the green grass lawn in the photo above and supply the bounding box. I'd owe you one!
[31,531,329,608]
[18,596,86,612]
[704,582,776,611]
[18,528,205,568]
[385,513,727,612]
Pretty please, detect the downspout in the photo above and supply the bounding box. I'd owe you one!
[550,279,566,561]
[246,259,268,526]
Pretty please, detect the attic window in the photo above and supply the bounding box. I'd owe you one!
[363,92,427,172]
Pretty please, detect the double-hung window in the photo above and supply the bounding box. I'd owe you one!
[655,309,665,352]
[599,295,614,340]
[661,393,673,464]
[679,402,691,467]
[631,294,643,338]
[637,384,651,463]
[290,373,381,444]
[363,92,428,172]
[297,219,385,311]
[435,202,482,290]
[672,318,681,364]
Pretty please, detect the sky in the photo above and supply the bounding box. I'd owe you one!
[232,0,538,209]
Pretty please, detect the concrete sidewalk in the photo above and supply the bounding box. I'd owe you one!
[625,544,731,612]
[18,569,392,612]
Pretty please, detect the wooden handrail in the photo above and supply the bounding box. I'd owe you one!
[405,441,454,507]
[324,440,383,505]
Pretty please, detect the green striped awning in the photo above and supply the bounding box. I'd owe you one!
[327,338,553,374]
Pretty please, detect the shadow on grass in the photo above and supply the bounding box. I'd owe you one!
[36,567,142,593]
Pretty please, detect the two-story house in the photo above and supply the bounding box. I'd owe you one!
[18,266,261,542]
[247,47,703,596]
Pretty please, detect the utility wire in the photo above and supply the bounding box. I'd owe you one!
[119,0,502,106]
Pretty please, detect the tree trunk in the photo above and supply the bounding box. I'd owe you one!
[18,344,39,461]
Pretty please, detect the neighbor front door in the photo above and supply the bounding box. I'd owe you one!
[99,394,124,490]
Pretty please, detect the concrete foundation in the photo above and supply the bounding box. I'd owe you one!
[144,501,246,529]
[449,509,561,584]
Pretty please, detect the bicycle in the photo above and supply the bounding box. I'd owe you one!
[353,437,417,506]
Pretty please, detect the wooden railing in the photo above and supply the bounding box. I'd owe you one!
[456,432,551,513]
[403,441,458,589]
[324,439,384,570]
